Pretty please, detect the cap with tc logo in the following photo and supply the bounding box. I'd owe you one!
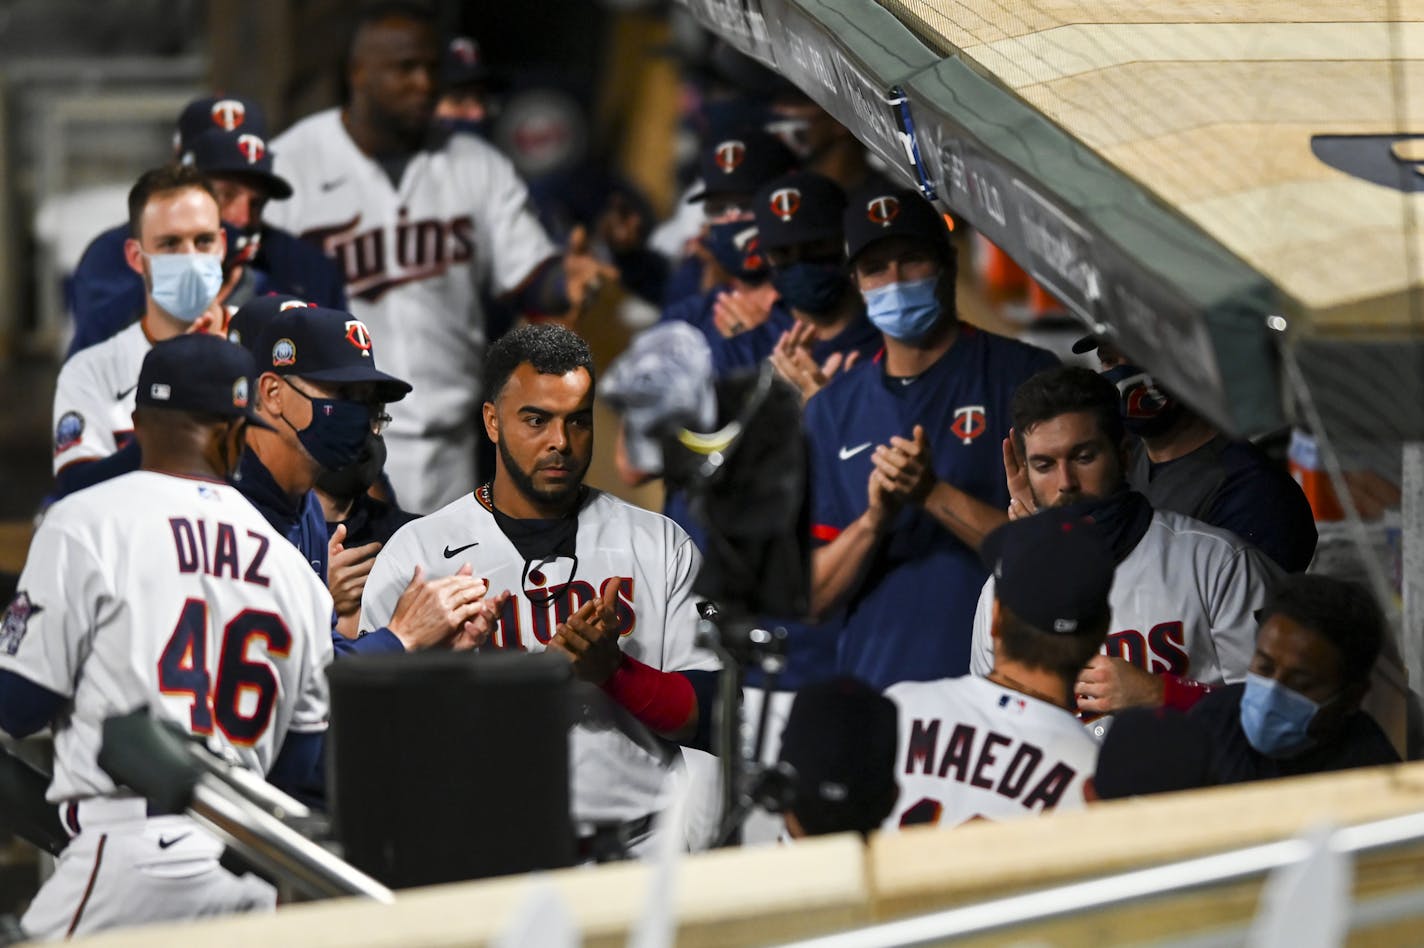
[688,127,797,204]
[842,186,953,263]
[181,127,293,200]
[252,306,413,403]
[752,171,847,250]
[174,95,268,152]
[135,334,274,430]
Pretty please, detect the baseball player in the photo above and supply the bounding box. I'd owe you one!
[264,4,613,513]
[747,170,881,395]
[805,188,1057,691]
[67,95,346,359]
[360,324,719,847]
[886,508,1112,829]
[52,164,227,500]
[0,335,332,938]
[969,366,1280,720]
[1072,334,1317,573]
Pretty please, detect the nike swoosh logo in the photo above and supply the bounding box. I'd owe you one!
[115,384,138,400]
[320,176,347,192]
[157,833,190,849]
[838,442,872,460]
[443,541,479,558]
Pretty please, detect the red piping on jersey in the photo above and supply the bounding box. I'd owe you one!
[66,832,107,938]
[811,524,841,543]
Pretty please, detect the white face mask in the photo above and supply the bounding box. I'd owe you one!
[145,251,224,323]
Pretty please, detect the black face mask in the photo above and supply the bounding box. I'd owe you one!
[314,432,387,500]
[771,259,849,316]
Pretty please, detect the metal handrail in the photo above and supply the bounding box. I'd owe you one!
[771,811,1424,948]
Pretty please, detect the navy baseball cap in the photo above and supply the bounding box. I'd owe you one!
[843,187,952,262]
[752,171,846,251]
[777,677,899,836]
[182,128,293,200]
[688,128,796,203]
[253,307,412,402]
[441,35,506,91]
[227,294,316,349]
[174,95,268,153]
[979,507,1115,635]
[136,335,273,430]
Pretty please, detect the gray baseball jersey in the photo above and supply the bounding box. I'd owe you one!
[970,509,1280,685]
[359,485,719,824]
[265,110,557,513]
[884,676,1099,829]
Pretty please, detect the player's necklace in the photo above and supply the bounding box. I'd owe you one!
[987,671,1072,711]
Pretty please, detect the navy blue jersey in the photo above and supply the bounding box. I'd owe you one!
[67,222,347,358]
[805,325,1058,689]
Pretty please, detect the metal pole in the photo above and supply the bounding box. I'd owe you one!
[190,781,395,904]
[771,812,1424,948]
[1401,443,1424,696]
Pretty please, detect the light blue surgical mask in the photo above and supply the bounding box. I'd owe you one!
[1240,672,1324,759]
[146,251,224,323]
[862,276,941,343]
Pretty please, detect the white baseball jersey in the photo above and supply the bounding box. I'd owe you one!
[884,676,1098,828]
[969,510,1280,686]
[360,486,719,824]
[51,321,149,474]
[0,471,334,802]
[266,110,557,513]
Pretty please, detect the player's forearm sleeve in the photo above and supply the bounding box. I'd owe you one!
[269,730,326,808]
[601,655,696,736]
[54,440,142,500]
[331,627,404,658]
[0,670,66,739]
[1161,674,1213,711]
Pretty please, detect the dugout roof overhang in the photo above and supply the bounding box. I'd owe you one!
[681,0,1424,442]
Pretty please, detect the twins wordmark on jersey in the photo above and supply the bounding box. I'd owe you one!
[490,573,636,650]
[968,510,1279,687]
[300,208,475,304]
[884,677,1098,830]
[358,486,718,823]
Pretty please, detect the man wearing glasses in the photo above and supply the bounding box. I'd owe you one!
[243,305,494,657]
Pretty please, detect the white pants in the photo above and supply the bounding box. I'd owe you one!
[23,801,274,941]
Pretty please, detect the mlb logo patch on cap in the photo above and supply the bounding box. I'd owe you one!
[150,383,172,401]
[272,338,297,366]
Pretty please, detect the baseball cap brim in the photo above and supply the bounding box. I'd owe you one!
[205,166,294,200]
[295,365,413,403]
[1070,334,1100,354]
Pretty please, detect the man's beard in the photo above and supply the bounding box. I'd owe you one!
[498,435,585,510]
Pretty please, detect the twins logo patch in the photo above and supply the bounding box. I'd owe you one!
[236,133,266,164]
[0,592,42,656]
[211,99,246,131]
[950,405,987,444]
[272,338,297,366]
[769,187,801,222]
[714,139,746,174]
[54,411,85,456]
[866,195,900,226]
[344,319,373,355]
